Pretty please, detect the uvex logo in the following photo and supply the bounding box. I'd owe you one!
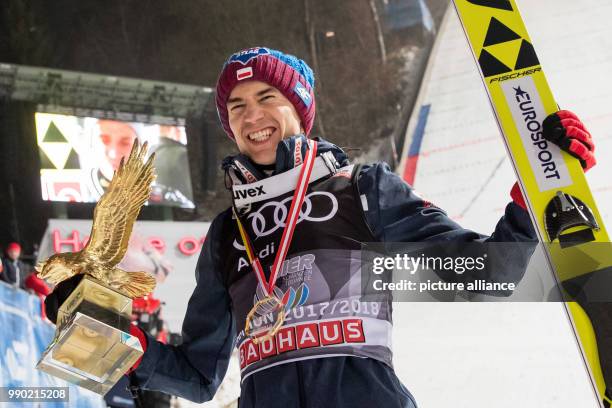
[233,186,265,200]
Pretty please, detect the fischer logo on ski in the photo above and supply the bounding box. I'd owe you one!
[478,17,539,77]
[466,0,513,11]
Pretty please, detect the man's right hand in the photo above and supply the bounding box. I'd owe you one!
[43,273,148,374]
[43,274,84,324]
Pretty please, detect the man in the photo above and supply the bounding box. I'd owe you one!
[1,242,30,289]
[148,125,195,208]
[90,119,194,207]
[90,119,139,198]
[44,47,596,407]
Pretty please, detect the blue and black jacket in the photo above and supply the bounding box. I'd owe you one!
[130,136,536,408]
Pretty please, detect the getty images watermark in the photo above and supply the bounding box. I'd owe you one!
[369,252,512,293]
[357,242,601,302]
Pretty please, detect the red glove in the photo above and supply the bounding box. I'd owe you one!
[511,110,596,210]
[510,183,528,210]
[25,273,51,296]
[542,110,595,171]
[125,324,148,374]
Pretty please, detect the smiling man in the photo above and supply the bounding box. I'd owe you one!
[136,47,529,407]
[44,47,597,408]
[226,82,304,165]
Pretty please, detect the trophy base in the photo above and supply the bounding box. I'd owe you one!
[37,312,143,395]
[36,276,144,396]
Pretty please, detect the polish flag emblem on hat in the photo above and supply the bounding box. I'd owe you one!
[237,67,253,81]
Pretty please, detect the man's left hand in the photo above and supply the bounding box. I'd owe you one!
[511,110,596,210]
[543,110,596,171]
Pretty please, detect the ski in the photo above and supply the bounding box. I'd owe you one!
[452,0,612,406]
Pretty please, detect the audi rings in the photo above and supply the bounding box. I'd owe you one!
[246,191,338,238]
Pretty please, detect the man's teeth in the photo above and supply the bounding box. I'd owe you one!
[248,128,273,141]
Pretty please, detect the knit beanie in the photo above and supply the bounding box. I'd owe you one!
[215,47,315,140]
[7,242,21,252]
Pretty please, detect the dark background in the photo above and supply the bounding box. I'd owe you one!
[0,0,448,254]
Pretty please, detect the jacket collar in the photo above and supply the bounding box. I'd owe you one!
[222,135,349,186]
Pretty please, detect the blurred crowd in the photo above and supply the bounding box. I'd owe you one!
[0,242,182,407]
[0,242,51,298]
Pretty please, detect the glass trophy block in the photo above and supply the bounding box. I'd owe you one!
[36,276,143,395]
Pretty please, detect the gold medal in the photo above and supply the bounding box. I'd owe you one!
[245,295,285,344]
[233,140,318,344]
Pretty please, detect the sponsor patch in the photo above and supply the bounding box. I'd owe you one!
[227,47,270,65]
[239,318,366,369]
[234,160,258,184]
[294,137,303,166]
[237,67,253,81]
[232,185,265,200]
[230,157,335,208]
[293,81,312,107]
[500,76,571,191]
[477,17,539,78]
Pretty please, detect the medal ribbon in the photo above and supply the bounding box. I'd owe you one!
[234,139,318,297]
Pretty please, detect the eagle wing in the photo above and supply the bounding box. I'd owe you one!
[84,140,156,268]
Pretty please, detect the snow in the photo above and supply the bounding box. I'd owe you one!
[394,1,612,406]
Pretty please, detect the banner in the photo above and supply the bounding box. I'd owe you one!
[38,219,211,332]
[0,281,106,407]
[35,113,195,208]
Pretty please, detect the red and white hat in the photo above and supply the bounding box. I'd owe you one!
[7,242,21,252]
[215,47,316,140]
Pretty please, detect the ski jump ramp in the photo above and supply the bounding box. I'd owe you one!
[394,1,612,407]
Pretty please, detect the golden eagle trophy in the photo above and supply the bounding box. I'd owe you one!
[35,140,157,395]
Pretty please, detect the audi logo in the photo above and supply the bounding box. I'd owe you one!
[233,191,338,250]
[248,191,338,238]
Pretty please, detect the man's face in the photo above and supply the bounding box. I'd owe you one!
[227,81,302,165]
[98,120,138,170]
[7,248,20,261]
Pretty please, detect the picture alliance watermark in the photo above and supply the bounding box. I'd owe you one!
[361,242,612,302]
[372,278,516,293]
[360,241,534,300]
